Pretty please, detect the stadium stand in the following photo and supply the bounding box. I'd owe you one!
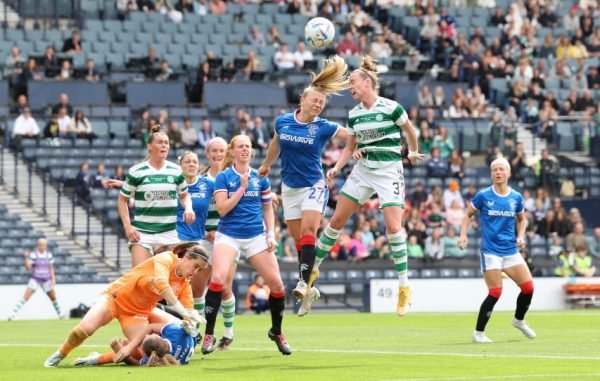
[0,0,598,293]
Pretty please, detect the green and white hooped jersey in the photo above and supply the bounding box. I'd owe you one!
[205,173,219,232]
[347,97,408,169]
[120,160,188,234]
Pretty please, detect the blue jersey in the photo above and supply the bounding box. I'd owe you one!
[471,186,524,256]
[177,175,215,241]
[140,323,197,366]
[275,111,340,188]
[215,167,271,239]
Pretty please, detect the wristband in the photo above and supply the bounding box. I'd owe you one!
[267,229,275,238]
[236,187,246,196]
[408,150,419,157]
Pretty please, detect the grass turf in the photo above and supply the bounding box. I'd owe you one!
[2,310,599,381]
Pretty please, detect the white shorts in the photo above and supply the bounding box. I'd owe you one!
[480,252,526,272]
[282,179,328,220]
[215,232,268,259]
[27,278,53,293]
[340,162,405,208]
[130,230,179,254]
[194,238,240,265]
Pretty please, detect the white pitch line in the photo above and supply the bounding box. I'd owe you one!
[2,343,599,361]
[381,373,600,381]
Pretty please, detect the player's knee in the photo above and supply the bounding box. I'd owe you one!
[488,287,502,299]
[519,280,534,294]
[328,216,345,230]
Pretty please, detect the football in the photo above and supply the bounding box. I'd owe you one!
[304,17,335,49]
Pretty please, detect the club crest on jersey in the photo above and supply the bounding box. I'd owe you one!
[198,182,206,191]
[307,124,318,136]
[167,175,175,183]
[251,178,260,188]
[375,114,384,122]
[509,199,517,212]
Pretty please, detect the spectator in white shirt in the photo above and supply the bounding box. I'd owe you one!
[12,107,39,150]
[273,44,296,71]
[56,107,76,141]
[370,34,392,59]
[293,42,314,69]
[180,117,199,148]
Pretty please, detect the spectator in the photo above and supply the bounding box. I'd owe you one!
[417,85,434,108]
[180,118,198,149]
[446,199,465,230]
[509,142,528,181]
[117,0,138,20]
[293,42,314,70]
[426,147,448,178]
[41,46,58,72]
[111,165,127,182]
[337,32,360,58]
[198,120,216,149]
[73,110,96,140]
[587,228,600,258]
[166,121,183,148]
[554,249,572,277]
[424,228,444,262]
[74,162,91,202]
[536,148,559,196]
[408,181,428,208]
[286,0,301,14]
[246,275,270,314]
[175,0,194,13]
[43,112,60,141]
[137,0,155,12]
[563,6,579,33]
[407,234,424,259]
[463,183,477,204]
[432,86,445,108]
[251,116,269,153]
[3,46,25,78]
[18,58,42,96]
[62,30,82,54]
[300,0,317,17]
[209,0,226,14]
[432,126,454,159]
[243,51,264,78]
[273,44,296,71]
[370,34,392,60]
[443,180,465,211]
[52,93,73,116]
[193,0,208,15]
[131,109,150,140]
[84,59,100,82]
[57,107,76,141]
[566,223,589,253]
[443,227,462,258]
[155,60,173,81]
[57,60,73,81]
[141,48,159,71]
[10,94,28,116]
[267,26,285,47]
[418,124,433,155]
[12,107,40,150]
[571,246,596,277]
[90,163,109,189]
[247,26,266,48]
[448,149,464,178]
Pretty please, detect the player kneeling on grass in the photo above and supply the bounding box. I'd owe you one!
[458,157,536,344]
[44,242,208,367]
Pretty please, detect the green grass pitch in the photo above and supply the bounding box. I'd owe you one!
[2,311,599,381]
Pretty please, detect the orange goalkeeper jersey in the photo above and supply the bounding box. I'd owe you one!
[105,252,193,316]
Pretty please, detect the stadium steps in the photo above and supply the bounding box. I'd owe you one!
[516,124,547,158]
[0,1,20,23]
[0,148,129,280]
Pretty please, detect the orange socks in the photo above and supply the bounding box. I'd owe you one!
[59,325,89,356]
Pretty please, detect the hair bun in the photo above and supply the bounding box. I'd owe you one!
[360,55,378,73]
[150,125,162,134]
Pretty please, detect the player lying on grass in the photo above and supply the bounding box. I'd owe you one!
[74,316,198,367]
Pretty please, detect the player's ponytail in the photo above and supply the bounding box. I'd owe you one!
[303,55,348,98]
[354,55,380,92]
[142,334,179,367]
[146,351,179,367]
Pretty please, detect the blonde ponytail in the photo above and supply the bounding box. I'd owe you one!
[302,55,349,98]
[355,55,380,92]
